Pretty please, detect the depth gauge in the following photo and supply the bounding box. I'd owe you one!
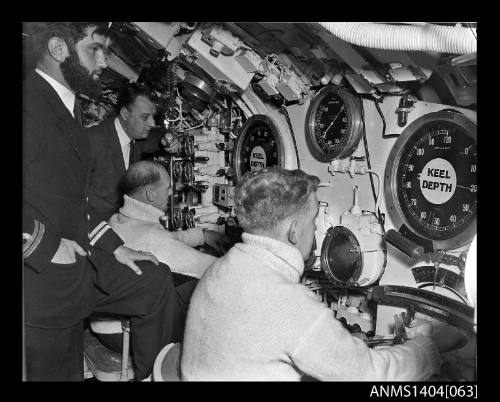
[385,111,477,250]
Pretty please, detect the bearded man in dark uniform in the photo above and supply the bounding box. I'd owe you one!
[22,22,186,381]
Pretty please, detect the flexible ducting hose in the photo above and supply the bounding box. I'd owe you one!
[318,22,476,54]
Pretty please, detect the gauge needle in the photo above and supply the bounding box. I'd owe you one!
[323,105,345,135]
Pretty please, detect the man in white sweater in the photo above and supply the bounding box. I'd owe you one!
[181,167,466,381]
[109,160,224,279]
[96,160,225,353]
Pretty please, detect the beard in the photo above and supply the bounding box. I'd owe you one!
[60,47,103,99]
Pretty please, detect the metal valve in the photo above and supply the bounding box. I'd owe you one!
[172,208,183,230]
[182,161,194,182]
[182,207,195,228]
[396,95,415,127]
[172,161,182,181]
[182,135,194,156]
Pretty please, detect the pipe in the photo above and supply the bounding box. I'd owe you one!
[105,52,139,82]
[318,22,476,54]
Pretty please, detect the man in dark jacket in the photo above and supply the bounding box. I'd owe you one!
[87,83,180,219]
[23,22,186,381]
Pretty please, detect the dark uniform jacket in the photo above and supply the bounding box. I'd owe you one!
[87,118,164,220]
[23,71,123,329]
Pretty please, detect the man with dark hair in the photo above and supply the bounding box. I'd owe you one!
[88,82,180,219]
[23,22,187,381]
[181,167,466,381]
[110,160,223,279]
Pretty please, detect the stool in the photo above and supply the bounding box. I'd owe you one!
[152,343,182,381]
[84,319,135,381]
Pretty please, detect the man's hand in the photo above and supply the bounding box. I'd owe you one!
[161,132,181,154]
[51,238,87,264]
[407,320,467,352]
[406,318,434,338]
[203,230,226,255]
[430,325,468,353]
[113,245,159,275]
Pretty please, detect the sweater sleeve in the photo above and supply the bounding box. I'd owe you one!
[290,309,441,381]
[171,227,205,248]
[141,226,215,278]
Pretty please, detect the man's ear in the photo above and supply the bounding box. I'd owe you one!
[47,37,69,63]
[145,186,155,203]
[287,219,299,245]
[119,107,129,121]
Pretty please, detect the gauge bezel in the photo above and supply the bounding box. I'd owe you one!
[384,111,477,250]
[232,114,285,184]
[321,225,363,287]
[305,86,364,162]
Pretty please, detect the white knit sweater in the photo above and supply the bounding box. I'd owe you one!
[108,195,217,278]
[181,232,441,381]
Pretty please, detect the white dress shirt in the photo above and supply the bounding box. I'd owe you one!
[35,68,75,117]
[114,117,134,169]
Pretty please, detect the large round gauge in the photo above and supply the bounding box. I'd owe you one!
[305,86,363,161]
[385,111,477,250]
[232,114,284,183]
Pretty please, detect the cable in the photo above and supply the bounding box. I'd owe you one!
[373,97,399,138]
[366,169,381,217]
[184,123,204,131]
[360,96,386,234]
[279,106,301,169]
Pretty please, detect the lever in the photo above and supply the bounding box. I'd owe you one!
[384,229,424,259]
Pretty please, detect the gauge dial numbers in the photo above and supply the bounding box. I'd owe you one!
[385,111,477,250]
[305,86,363,161]
[232,115,284,183]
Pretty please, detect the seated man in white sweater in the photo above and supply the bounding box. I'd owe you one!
[181,167,466,381]
[97,160,224,353]
[109,160,224,280]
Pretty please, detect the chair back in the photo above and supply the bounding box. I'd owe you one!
[153,343,182,381]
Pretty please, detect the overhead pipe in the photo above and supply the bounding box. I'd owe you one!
[105,52,139,82]
[318,22,476,54]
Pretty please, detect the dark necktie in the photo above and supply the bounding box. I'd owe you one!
[129,140,136,167]
[73,97,84,128]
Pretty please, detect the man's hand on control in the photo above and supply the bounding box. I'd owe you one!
[430,325,468,353]
[113,245,159,275]
[406,319,467,352]
[406,318,434,338]
[51,238,87,264]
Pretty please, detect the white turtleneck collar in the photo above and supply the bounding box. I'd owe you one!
[119,194,166,224]
[237,232,305,282]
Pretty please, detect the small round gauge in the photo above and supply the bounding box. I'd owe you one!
[305,86,363,161]
[321,225,386,287]
[385,111,477,250]
[321,226,363,287]
[232,115,284,183]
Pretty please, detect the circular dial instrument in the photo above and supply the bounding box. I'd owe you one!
[232,115,284,183]
[321,225,362,287]
[385,111,477,250]
[305,86,363,161]
[321,225,386,288]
